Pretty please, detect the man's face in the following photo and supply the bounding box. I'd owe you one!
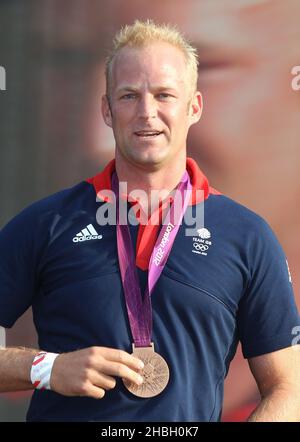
[102,42,202,170]
[182,0,300,216]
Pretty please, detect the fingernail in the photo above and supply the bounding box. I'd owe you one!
[138,361,144,369]
[137,376,144,385]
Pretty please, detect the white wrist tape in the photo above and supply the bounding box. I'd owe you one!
[30,351,59,390]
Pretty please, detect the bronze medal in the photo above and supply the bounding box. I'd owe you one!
[123,343,169,398]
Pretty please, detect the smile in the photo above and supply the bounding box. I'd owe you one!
[134,130,163,138]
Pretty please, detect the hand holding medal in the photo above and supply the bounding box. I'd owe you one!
[123,343,170,398]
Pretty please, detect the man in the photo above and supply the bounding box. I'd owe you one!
[0,20,299,422]
[81,0,300,417]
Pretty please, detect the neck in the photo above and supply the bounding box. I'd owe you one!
[115,150,187,214]
[115,151,187,196]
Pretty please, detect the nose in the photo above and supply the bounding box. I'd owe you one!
[137,94,157,120]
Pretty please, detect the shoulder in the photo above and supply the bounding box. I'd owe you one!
[26,180,93,215]
[0,181,94,236]
[206,193,275,240]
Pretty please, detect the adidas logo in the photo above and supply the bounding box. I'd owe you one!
[73,224,103,243]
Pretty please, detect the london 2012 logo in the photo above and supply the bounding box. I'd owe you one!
[192,228,212,256]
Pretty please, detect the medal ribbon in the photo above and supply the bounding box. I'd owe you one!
[112,171,192,347]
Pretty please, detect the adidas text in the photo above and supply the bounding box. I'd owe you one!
[73,234,102,243]
[73,224,103,243]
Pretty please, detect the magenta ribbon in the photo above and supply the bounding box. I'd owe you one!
[111,171,192,347]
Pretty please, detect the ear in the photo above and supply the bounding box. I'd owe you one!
[101,94,113,128]
[189,91,203,124]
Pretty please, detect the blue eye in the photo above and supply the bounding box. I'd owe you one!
[158,93,176,100]
[121,93,136,100]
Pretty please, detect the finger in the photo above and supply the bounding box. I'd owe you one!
[84,384,106,400]
[99,359,144,386]
[90,371,117,391]
[97,347,144,370]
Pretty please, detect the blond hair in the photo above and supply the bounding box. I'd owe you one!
[105,19,199,99]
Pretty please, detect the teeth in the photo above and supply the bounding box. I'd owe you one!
[136,131,161,136]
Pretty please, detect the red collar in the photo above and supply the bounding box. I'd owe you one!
[86,158,220,270]
[86,157,217,205]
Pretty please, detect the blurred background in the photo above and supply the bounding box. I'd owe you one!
[0,0,299,421]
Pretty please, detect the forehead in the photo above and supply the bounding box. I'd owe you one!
[121,0,299,61]
[188,1,293,44]
[173,0,299,60]
[111,42,188,89]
